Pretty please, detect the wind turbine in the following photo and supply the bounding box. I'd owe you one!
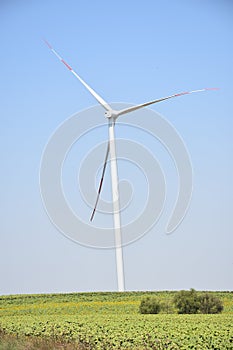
[44,40,218,292]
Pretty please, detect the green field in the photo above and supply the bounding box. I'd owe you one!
[0,291,232,349]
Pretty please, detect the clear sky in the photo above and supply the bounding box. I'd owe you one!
[0,0,232,294]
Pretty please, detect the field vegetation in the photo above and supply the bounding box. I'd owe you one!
[0,291,232,349]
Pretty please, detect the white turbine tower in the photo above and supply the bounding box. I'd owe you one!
[44,40,218,292]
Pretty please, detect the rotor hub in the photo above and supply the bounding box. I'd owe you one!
[104,110,118,119]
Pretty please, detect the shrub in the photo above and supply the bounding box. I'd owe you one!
[173,289,200,314]
[139,297,161,314]
[198,293,223,314]
[173,289,224,314]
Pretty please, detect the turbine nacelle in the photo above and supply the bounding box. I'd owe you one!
[104,110,119,119]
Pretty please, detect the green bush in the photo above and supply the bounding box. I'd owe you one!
[139,297,161,314]
[173,289,223,314]
[198,293,223,314]
[173,288,200,314]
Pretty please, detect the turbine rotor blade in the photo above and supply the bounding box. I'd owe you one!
[117,88,219,117]
[90,142,110,221]
[44,39,112,112]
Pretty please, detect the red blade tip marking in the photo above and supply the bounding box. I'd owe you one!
[61,59,72,71]
[205,87,220,91]
[43,39,52,49]
[175,91,189,97]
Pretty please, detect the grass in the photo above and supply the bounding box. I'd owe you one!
[0,331,84,350]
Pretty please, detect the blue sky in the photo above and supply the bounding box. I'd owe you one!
[0,0,232,294]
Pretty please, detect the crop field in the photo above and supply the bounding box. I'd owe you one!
[0,291,232,349]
